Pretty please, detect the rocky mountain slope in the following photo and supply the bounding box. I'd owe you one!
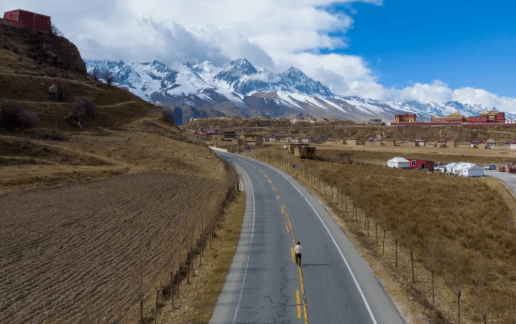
[84,58,515,125]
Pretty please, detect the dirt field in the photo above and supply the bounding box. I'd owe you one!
[0,172,222,324]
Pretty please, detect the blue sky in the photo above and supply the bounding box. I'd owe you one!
[5,0,516,112]
[331,0,516,97]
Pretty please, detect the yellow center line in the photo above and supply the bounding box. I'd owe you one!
[269,176,308,323]
[296,290,302,318]
[298,267,309,323]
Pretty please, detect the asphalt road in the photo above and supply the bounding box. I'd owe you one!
[485,170,516,194]
[210,153,405,324]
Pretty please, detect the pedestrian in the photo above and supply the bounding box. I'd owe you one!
[294,242,303,266]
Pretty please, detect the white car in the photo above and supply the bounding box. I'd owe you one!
[484,164,497,170]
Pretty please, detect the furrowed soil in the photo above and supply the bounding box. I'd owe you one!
[0,27,241,324]
[0,173,217,324]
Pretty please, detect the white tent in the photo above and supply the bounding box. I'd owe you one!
[444,162,484,177]
[387,157,410,169]
[455,163,484,177]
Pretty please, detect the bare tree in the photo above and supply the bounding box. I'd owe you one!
[443,247,463,324]
[404,222,417,283]
[380,210,388,257]
[473,257,489,324]
[426,234,440,304]
[394,215,401,267]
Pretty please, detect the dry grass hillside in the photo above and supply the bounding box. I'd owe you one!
[0,24,240,324]
[187,117,516,143]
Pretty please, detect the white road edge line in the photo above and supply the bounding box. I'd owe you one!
[232,167,256,323]
[246,156,379,324]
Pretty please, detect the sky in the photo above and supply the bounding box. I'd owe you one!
[3,0,516,112]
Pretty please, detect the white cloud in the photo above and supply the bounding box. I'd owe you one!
[4,0,516,113]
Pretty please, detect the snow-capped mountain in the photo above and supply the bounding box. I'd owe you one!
[84,58,515,125]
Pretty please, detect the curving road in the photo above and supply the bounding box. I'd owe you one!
[210,152,405,324]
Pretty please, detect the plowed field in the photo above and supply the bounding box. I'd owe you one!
[0,172,219,324]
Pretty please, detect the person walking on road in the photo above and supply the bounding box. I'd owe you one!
[294,242,303,266]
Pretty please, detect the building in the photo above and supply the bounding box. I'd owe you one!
[206,130,224,140]
[414,138,427,147]
[301,135,313,143]
[345,139,361,145]
[436,138,455,148]
[387,157,410,169]
[408,159,434,171]
[431,110,505,124]
[470,139,485,148]
[394,113,417,123]
[365,137,382,146]
[0,9,51,31]
[431,112,465,123]
[223,131,237,140]
[505,141,516,150]
[294,146,316,159]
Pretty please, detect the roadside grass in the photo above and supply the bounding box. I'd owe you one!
[160,191,246,323]
[254,147,516,324]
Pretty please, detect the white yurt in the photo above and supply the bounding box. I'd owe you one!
[444,163,458,174]
[387,157,410,169]
[455,163,484,177]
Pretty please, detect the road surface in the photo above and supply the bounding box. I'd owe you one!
[485,170,516,194]
[210,153,405,324]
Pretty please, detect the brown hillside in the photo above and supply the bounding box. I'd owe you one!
[0,22,239,324]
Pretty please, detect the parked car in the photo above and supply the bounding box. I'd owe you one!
[484,164,497,170]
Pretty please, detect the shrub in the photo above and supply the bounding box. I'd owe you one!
[75,97,96,118]
[64,97,96,129]
[0,102,39,130]
[163,108,175,124]
[48,79,69,101]
[64,103,87,129]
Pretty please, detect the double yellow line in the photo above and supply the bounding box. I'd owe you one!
[278,196,308,323]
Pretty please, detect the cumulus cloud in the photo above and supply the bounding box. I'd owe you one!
[5,0,516,113]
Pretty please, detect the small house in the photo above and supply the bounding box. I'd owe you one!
[365,137,382,146]
[414,138,427,147]
[301,135,313,143]
[1,10,51,31]
[486,139,496,149]
[387,157,410,169]
[345,139,361,145]
[470,139,485,148]
[294,146,316,159]
[505,141,516,150]
[223,131,237,140]
[408,159,434,171]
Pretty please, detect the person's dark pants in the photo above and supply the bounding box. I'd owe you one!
[295,253,302,266]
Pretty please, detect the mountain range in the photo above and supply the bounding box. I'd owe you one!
[84,58,515,125]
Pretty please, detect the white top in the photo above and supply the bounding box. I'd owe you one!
[294,244,303,254]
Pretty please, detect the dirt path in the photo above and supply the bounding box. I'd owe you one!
[0,172,218,324]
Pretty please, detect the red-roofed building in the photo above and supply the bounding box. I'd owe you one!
[1,10,51,31]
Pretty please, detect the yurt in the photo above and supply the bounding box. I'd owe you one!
[455,163,484,177]
[387,157,410,169]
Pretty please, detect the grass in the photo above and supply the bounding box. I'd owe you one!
[160,191,247,323]
[255,147,516,323]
